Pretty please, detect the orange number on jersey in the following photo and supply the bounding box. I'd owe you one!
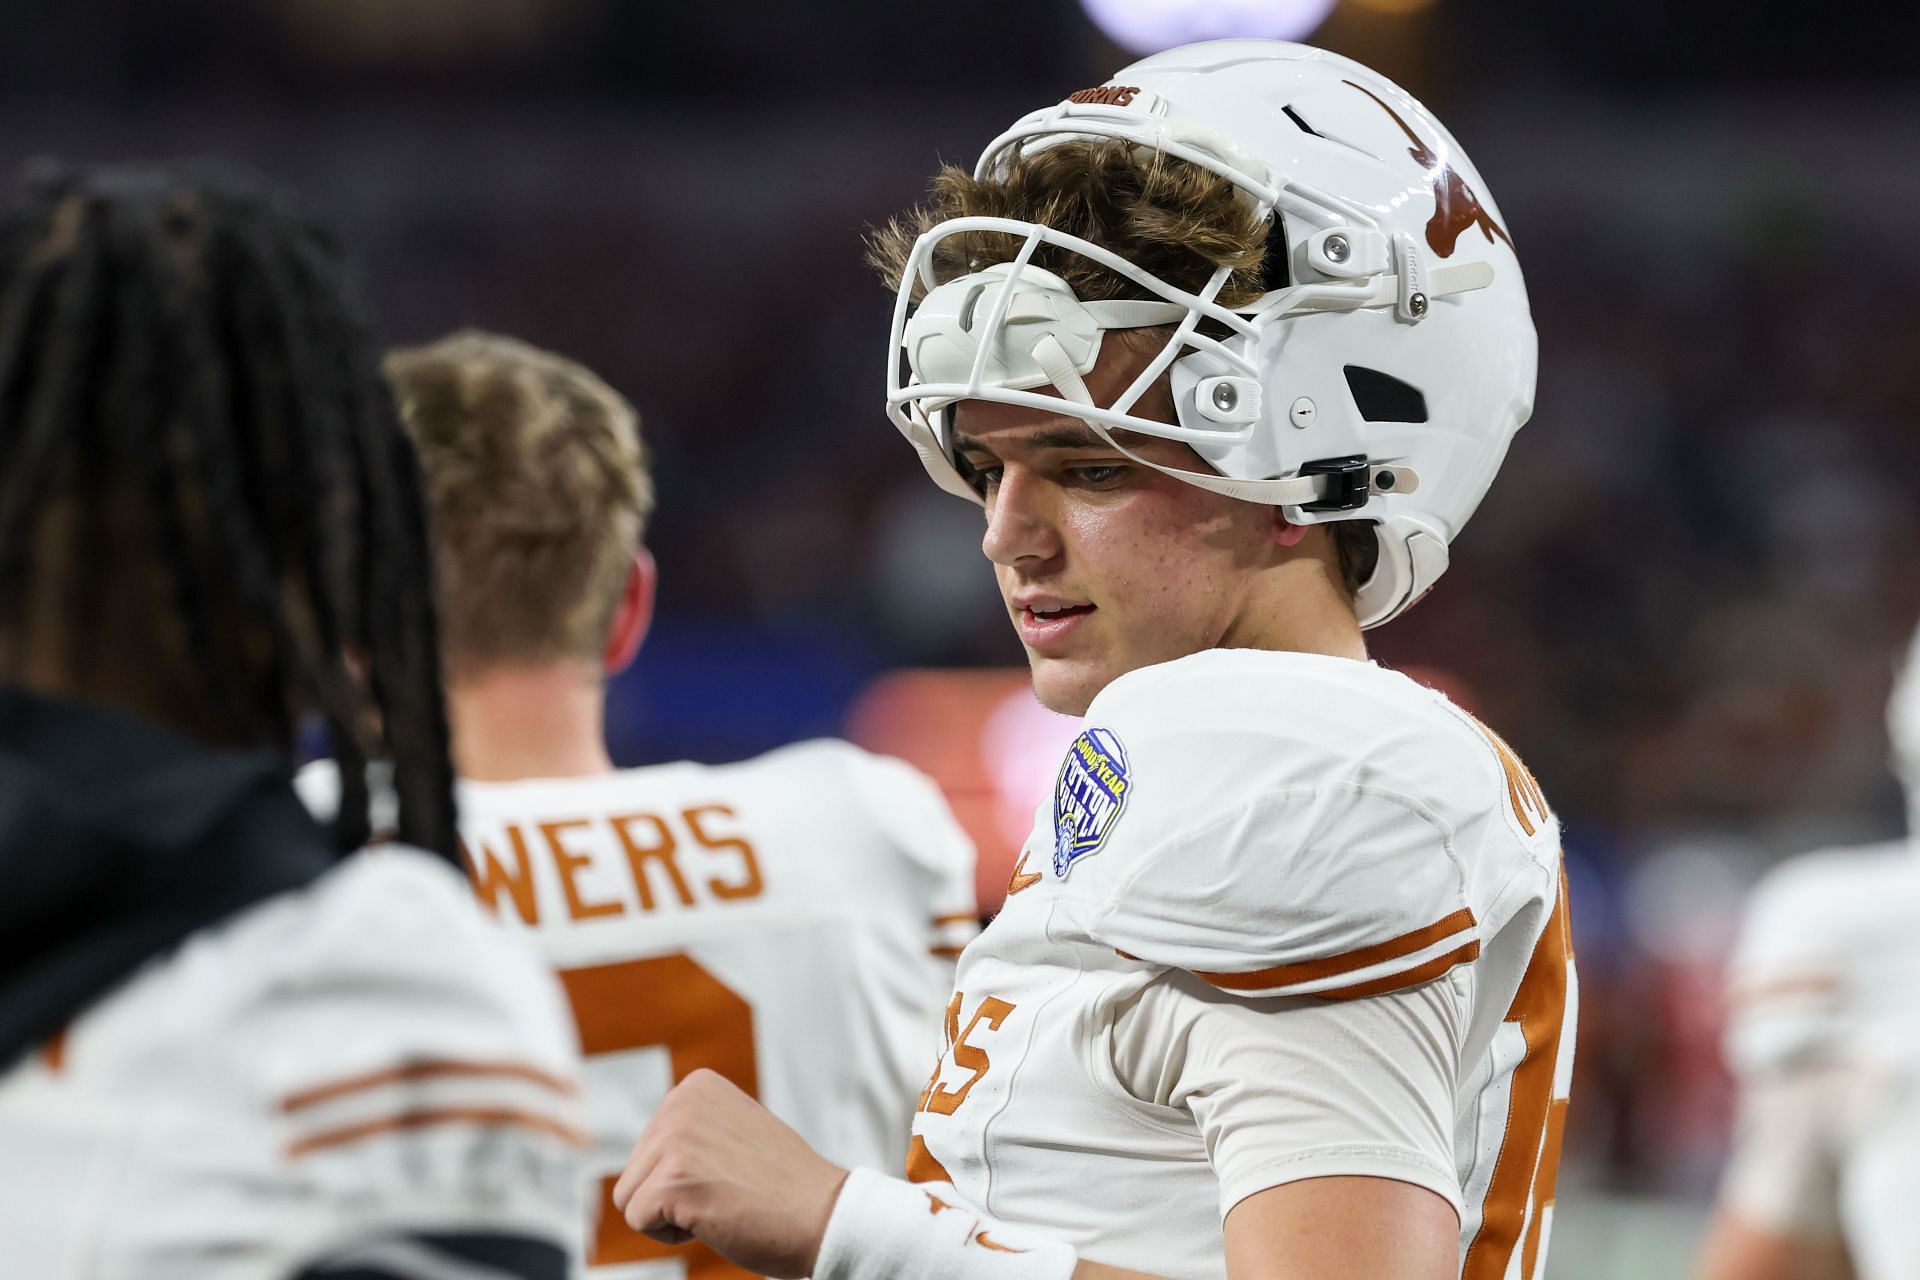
[558,955,759,1277]
[1462,875,1573,1280]
[916,993,1015,1118]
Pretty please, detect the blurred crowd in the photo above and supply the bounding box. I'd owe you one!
[8,0,1919,1219]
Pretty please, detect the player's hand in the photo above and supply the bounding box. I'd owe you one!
[611,1068,849,1278]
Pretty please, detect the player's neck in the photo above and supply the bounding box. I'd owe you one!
[1222,550,1369,661]
[445,661,615,782]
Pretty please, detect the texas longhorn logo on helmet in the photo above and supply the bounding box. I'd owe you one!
[1345,80,1513,259]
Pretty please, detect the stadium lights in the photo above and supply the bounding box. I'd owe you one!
[1078,0,1341,54]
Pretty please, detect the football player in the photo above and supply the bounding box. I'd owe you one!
[0,165,585,1278]
[302,330,978,1273]
[1695,625,1920,1280]
[610,39,1573,1280]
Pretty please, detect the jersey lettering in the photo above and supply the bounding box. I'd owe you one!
[462,805,765,925]
[916,993,1017,1122]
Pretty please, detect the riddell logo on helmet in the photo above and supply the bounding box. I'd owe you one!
[1067,85,1140,107]
[1345,81,1514,259]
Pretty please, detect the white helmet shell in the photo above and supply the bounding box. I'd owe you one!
[884,39,1538,628]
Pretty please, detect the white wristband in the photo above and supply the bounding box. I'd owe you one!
[814,1167,1078,1280]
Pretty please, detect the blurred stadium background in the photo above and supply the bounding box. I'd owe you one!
[13,0,1920,1273]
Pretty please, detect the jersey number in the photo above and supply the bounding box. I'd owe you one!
[1462,878,1574,1280]
[917,993,1015,1117]
[559,954,759,1277]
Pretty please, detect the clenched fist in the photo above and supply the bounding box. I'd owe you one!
[612,1068,850,1278]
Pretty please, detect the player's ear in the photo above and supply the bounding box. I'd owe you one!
[1271,507,1312,549]
[603,547,656,677]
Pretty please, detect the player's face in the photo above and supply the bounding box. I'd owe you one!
[951,338,1284,716]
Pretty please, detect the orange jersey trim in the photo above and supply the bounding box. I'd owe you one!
[285,1105,587,1158]
[279,1059,577,1113]
[1729,973,1842,1008]
[1188,907,1477,993]
[1310,940,1483,1001]
[933,912,980,928]
[931,945,967,959]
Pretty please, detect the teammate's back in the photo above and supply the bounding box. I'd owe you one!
[457,742,973,1269]
[0,164,586,1280]
[374,330,977,1273]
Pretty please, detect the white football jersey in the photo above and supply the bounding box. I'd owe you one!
[1721,844,1920,1278]
[0,847,586,1280]
[906,650,1576,1280]
[307,740,977,1277]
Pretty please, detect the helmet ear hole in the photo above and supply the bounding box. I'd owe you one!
[1343,366,1428,423]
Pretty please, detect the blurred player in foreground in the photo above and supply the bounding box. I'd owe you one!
[1696,626,1920,1280]
[0,165,584,1278]
[337,330,978,1273]
[611,38,1574,1280]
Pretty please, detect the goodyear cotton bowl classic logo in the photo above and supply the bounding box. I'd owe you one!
[1053,727,1131,878]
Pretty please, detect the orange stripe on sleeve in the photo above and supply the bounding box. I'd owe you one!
[1729,974,1841,1008]
[930,945,967,959]
[1189,907,1477,993]
[279,1059,577,1113]
[1310,940,1482,1000]
[932,912,980,928]
[285,1106,587,1158]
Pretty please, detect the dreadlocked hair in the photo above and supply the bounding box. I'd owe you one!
[0,160,457,862]
[866,138,1271,307]
[867,140,1381,599]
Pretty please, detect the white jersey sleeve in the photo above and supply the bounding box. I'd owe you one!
[0,848,586,1280]
[1728,855,1873,1074]
[1109,968,1470,1216]
[1717,1067,1850,1241]
[841,746,982,961]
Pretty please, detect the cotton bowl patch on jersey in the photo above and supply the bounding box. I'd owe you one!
[1054,727,1131,878]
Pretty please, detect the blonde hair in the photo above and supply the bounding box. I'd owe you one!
[384,330,653,673]
[868,140,1378,596]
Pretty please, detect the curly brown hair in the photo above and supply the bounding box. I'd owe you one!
[867,139,1379,597]
[867,139,1271,306]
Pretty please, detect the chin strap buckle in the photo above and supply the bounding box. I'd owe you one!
[1298,455,1373,513]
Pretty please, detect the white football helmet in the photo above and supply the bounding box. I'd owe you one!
[884,39,1537,628]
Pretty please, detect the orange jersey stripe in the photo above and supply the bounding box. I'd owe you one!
[1310,941,1483,1001]
[931,945,967,959]
[285,1105,586,1158]
[1189,908,1477,992]
[1729,973,1842,1007]
[932,912,980,928]
[279,1059,577,1113]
